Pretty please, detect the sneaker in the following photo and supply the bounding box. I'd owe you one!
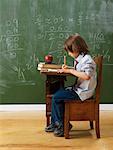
[45,124,55,132]
[54,124,64,137]
[54,128,64,137]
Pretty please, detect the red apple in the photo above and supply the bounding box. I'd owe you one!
[44,54,53,63]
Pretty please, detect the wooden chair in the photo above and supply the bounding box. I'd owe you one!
[64,55,103,139]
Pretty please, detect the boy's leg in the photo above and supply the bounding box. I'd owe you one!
[51,88,80,136]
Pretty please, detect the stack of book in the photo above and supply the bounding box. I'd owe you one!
[38,62,62,72]
[38,62,74,72]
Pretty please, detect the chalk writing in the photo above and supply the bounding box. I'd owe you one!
[0,18,23,55]
[0,1,113,90]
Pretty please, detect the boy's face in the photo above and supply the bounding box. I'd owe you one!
[68,50,79,58]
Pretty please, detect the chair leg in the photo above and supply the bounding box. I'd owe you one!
[64,103,70,139]
[64,121,69,139]
[90,121,94,129]
[95,110,100,138]
[46,116,50,126]
[95,120,100,138]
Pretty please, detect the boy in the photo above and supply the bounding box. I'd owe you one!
[45,33,97,137]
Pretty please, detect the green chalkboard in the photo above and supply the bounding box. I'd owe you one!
[0,0,113,104]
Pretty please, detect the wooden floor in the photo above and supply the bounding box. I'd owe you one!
[0,111,113,150]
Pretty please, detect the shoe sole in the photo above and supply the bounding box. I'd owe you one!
[54,133,64,137]
[45,129,55,132]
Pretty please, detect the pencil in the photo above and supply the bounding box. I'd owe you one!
[64,56,66,65]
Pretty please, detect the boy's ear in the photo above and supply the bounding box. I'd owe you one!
[72,45,79,52]
[77,45,81,51]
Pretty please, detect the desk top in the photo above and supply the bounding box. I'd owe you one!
[39,68,70,76]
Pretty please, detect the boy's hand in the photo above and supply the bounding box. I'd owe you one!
[57,68,70,73]
[62,64,68,69]
[62,64,71,73]
[57,65,69,73]
[62,68,71,73]
[57,65,72,74]
[57,66,71,74]
[57,69,64,73]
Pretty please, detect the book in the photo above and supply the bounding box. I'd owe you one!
[40,68,58,72]
[38,62,62,69]
[37,62,74,71]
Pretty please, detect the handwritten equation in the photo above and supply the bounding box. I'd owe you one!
[34,14,112,64]
[0,19,23,57]
[0,18,36,82]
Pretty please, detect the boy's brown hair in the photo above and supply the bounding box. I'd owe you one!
[64,34,89,55]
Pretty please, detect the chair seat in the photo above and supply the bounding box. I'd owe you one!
[64,98,95,103]
[65,100,96,121]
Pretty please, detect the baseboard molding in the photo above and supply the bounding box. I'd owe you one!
[0,104,113,111]
[100,104,113,111]
[0,104,46,111]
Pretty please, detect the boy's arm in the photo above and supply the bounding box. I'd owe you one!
[59,64,90,80]
[69,69,90,80]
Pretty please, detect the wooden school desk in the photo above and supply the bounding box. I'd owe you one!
[40,69,70,126]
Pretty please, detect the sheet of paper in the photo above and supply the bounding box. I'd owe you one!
[47,69,58,72]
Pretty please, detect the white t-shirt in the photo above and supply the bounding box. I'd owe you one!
[70,53,97,101]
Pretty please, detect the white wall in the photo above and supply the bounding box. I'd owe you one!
[0,104,113,111]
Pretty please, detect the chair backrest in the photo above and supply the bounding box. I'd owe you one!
[93,55,103,103]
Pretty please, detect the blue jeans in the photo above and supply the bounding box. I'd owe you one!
[51,88,80,126]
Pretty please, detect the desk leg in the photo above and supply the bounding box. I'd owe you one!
[47,116,50,126]
[45,75,66,127]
